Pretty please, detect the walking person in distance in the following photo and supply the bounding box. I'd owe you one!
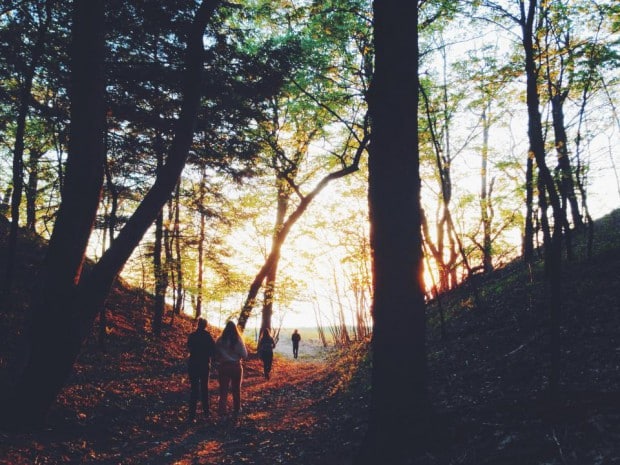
[291,329,301,359]
[257,328,276,380]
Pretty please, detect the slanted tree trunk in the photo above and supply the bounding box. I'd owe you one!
[2,0,221,430]
[236,137,368,331]
[260,169,290,332]
[356,1,428,463]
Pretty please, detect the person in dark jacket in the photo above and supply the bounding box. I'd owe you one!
[257,328,276,380]
[187,317,216,422]
[291,329,301,359]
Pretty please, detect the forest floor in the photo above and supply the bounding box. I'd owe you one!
[1,210,620,464]
[0,337,367,465]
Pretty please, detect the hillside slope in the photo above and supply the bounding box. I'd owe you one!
[0,215,192,399]
[421,209,620,464]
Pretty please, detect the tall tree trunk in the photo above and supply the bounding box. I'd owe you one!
[521,0,564,397]
[103,139,119,246]
[25,149,43,232]
[480,104,494,273]
[152,139,167,337]
[2,0,220,429]
[356,1,427,463]
[550,93,582,228]
[153,212,166,336]
[165,197,175,314]
[195,166,206,319]
[173,183,184,316]
[3,0,107,429]
[523,156,535,260]
[260,171,289,332]
[574,83,595,259]
[419,84,457,292]
[3,0,52,297]
[261,268,277,331]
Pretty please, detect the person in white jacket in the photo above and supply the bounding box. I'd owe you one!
[215,321,248,417]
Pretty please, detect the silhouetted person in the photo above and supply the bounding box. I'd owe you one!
[187,317,216,423]
[291,329,301,359]
[216,321,248,418]
[257,328,276,379]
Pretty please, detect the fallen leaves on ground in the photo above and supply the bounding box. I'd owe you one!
[0,326,367,465]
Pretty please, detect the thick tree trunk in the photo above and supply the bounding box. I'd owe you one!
[2,0,220,429]
[261,267,277,331]
[3,0,107,429]
[356,1,428,463]
[260,172,289,332]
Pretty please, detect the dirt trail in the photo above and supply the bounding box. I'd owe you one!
[0,352,365,465]
[165,358,335,465]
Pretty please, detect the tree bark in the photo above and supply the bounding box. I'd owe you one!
[550,93,582,229]
[520,0,564,396]
[356,1,428,463]
[3,0,107,429]
[260,169,289,332]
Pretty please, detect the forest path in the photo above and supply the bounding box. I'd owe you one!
[162,358,336,465]
[0,349,364,465]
